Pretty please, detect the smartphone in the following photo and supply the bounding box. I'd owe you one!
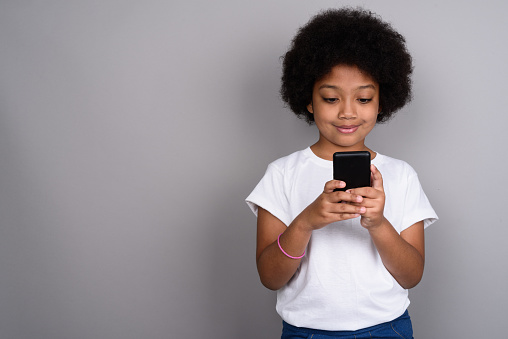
[333,151,371,191]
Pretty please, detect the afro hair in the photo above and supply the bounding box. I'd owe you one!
[281,8,413,124]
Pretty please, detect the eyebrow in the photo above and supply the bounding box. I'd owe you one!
[318,84,376,90]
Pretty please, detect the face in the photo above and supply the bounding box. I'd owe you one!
[307,64,380,159]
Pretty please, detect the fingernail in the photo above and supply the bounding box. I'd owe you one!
[360,207,366,213]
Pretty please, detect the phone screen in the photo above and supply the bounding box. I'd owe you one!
[333,151,371,191]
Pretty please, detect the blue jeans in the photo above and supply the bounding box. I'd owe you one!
[281,310,414,339]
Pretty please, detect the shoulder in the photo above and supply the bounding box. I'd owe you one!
[267,148,313,173]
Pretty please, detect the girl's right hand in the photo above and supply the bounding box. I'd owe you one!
[296,180,366,231]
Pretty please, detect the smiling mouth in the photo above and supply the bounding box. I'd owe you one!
[335,125,359,134]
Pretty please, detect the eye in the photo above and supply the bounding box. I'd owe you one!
[358,98,373,104]
[323,98,338,103]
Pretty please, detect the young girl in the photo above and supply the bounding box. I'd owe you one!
[246,8,438,339]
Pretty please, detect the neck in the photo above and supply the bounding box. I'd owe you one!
[310,141,375,161]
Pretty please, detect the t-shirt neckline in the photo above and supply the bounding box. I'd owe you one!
[303,147,381,167]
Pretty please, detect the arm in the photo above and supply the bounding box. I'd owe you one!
[256,180,365,290]
[368,219,424,289]
[350,165,425,289]
[255,208,311,291]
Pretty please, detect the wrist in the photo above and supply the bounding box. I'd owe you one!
[291,214,314,235]
[277,233,306,259]
[365,216,389,232]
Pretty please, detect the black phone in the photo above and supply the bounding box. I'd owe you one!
[333,151,371,191]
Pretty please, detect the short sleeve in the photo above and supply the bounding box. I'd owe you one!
[246,163,291,227]
[402,171,438,230]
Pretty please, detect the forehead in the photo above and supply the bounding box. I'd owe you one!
[316,64,378,88]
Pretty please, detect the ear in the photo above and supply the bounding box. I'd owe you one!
[307,102,314,114]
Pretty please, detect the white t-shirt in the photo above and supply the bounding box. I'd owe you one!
[246,147,438,331]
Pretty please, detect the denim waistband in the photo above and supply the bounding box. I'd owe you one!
[282,310,410,336]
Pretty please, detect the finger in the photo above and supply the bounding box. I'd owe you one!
[330,202,366,215]
[333,190,363,203]
[370,164,384,191]
[348,187,382,200]
[354,198,379,209]
[334,213,361,221]
[347,187,369,197]
[323,180,346,193]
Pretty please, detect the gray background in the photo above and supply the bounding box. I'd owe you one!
[0,0,506,338]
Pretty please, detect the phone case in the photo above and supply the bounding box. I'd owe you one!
[333,151,371,191]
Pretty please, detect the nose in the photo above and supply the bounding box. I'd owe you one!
[338,99,356,119]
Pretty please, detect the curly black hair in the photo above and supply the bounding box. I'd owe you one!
[281,8,413,124]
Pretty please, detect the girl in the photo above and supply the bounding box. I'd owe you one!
[246,8,438,339]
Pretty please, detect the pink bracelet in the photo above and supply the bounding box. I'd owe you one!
[277,233,305,259]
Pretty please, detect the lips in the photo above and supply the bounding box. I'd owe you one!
[335,125,359,134]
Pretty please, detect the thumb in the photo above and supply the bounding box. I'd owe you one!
[323,180,346,193]
[370,164,384,191]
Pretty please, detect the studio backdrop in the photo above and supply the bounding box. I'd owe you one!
[0,0,506,338]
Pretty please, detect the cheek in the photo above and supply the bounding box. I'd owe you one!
[362,113,379,130]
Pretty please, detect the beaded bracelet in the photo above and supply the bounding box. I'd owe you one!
[277,233,305,259]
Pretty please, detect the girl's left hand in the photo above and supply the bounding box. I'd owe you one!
[348,164,386,229]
